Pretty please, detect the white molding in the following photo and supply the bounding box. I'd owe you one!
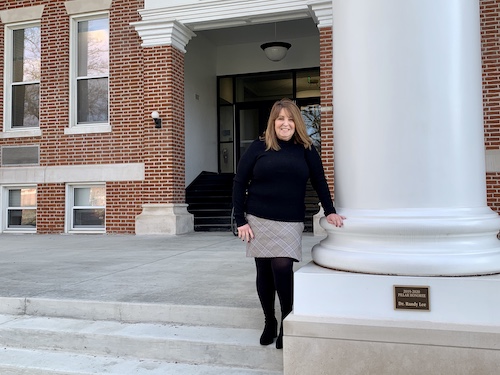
[0,5,44,24]
[132,19,196,52]
[0,163,145,184]
[64,0,112,15]
[64,124,112,135]
[0,129,42,138]
[132,0,331,49]
[308,0,333,27]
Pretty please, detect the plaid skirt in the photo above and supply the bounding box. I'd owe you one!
[246,214,304,262]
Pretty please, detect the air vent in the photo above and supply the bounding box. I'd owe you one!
[1,146,39,166]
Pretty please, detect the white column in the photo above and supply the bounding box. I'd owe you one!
[313,0,500,276]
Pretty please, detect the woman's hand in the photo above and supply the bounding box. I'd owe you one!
[238,223,255,242]
[326,213,346,227]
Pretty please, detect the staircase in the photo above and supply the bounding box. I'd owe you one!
[186,172,234,232]
[0,298,283,374]
[186,171,320,233]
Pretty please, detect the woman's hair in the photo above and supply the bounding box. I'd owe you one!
[263,98,313,151]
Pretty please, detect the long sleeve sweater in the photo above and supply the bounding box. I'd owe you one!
[232,138,336,227]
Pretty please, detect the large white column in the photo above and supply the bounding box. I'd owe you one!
[313,0,500,276]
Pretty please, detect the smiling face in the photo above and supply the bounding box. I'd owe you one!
[274,108,295,141]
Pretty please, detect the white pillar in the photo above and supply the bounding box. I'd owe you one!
[313,0,500,276]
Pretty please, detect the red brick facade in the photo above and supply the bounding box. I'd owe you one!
[319,27,335,200]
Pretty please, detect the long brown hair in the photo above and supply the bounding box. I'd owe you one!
[263,98,313,151]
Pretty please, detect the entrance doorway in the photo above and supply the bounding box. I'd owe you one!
[218,68,321,173]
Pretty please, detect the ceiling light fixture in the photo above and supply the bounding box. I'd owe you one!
[260,23,291,62]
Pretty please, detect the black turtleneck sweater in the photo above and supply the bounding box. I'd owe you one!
[232,138,336,227]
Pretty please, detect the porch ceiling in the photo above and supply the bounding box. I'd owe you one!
[197,18,318,46]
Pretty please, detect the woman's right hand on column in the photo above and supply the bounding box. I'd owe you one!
[238,224,254,242]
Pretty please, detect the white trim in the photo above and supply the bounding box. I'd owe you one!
[132,0,331,49]
[65,183,106,233]
[64,124,111,135]
[0,163,145,184]
[0,129,42,138]
[2,185,37,233]
[69,12,110,129]
[3,21,41,134]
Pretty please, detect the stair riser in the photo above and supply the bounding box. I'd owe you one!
[0,298,264,329]
[0,329,283,371]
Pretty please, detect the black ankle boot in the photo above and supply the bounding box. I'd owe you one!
[260,317,278,345]
[276,324,283,349]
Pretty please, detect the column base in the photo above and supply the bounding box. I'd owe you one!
[135,203,194,235]
[284,315,500,375]
[313,207,500,276]
[284,263,500,375]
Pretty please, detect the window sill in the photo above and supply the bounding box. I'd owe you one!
[3,229,37,234]
[67,229,106,234]
[64,124,111,135]
[0,129,42,138]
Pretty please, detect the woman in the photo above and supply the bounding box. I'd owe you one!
[232,98,345,349]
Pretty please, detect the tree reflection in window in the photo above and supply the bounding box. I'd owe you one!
[301,104,321,152]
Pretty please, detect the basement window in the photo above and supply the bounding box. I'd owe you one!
[67,184,106,232]
[4,187,37,232]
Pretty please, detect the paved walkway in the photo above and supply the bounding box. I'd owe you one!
[0,232,321,309]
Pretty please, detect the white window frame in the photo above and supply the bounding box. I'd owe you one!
[2,185,37,233]
[2,21,42,138]
[66,12,110,135]
[66,183,106,233]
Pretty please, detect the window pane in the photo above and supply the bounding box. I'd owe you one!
[219,106,234,142]
[301,104,321,151]
[13,27,41,83]
[8,209,36,228]
[73,208,105,228]
[12,83,39,128]
[236,72,292,102]
[296,69,320,98]
[74,186,105,206]
[9,188,36,207]
[219,77,233,104]
[78,18,109,77]
[77,78,109,123]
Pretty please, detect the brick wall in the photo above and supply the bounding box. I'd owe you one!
[481,0,500,213]
[319,26,335,200]
[142,45,186,204]
[0,0,146,233]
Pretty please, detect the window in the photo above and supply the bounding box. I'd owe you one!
[4,187,37,231]
[69,14,109,129]
[3,23,41,132]
[67,184,105,232]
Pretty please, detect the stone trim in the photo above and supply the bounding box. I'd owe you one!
[64,0,112,15]
[0,5,44,24]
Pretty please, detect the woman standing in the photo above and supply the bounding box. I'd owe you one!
[232,98,345,349]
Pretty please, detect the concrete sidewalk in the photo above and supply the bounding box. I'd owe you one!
[0,232,319,309]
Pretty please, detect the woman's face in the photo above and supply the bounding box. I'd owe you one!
[274,108,295,141]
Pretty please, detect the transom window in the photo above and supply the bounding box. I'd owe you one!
[67,184,106,232]
[3,23,41,131]
[70,14,109,126]
[4,187,37,231]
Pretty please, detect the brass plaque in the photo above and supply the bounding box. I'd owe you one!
[394,286,430,311]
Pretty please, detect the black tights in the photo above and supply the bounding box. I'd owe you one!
[255,257,294,322]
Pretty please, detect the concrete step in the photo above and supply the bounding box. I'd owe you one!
[0,347,281,375]
[0,297,265,329]
[0,300,283,374]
